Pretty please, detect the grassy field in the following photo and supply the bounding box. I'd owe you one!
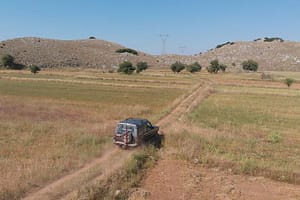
[1,69,300,199]
[167,72,300,184]
[0,69,196,200]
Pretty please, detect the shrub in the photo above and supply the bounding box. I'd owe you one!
[29,65,41,74]
[116,48,138,55]
[117,61,136,74]
[207,59,227,73]
[0,54,25,70]
[186,62,202,73]
[170,61,186,73]
[284,78,294,88]
[1,54,14,68]
[216,41,235,49]
[242,59,258,71]
[264,37,284,42]
[267,132,282,143]
[136,61,149,73]
[89,36,96,39]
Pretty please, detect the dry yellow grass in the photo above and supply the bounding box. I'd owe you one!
[0,70,197,200]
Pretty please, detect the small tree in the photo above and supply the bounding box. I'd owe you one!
[1,54,15,68]
[242,60,258,71]
[207,59,220,73]
[219,63,227,72]
[170,61,186,73]
[207,59,227,73]
[284,78,294,88]
[136,61,149,73]
[118,61,136,74]
[29,65,41,74]
[116,48,138,55]
[186,62,202,73]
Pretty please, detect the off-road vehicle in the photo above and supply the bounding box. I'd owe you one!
[114,118,160,148]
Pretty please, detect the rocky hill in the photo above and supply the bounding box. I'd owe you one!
[1,37,300,71]
[158,38,300,71]
[0,37,156,69]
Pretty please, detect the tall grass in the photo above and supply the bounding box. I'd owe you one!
[168,85,300,184]
[0,70,189,199]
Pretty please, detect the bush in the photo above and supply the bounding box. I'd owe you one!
[284,78,294,88]
[117,61,136,74]
[170,61,186,73]
[186,62,202,73]
[216,41,234,49]
[264,37,284,42]
[207,59,227,73]
[116,48,138,55]
[1,54,14,68]
[89,36,96,39]
[0,54,25,70]
[136,61,149,73]
[29,65,41,74]
[242,59,258,71]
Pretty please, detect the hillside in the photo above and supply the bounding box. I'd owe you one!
[0,37,156,69]
[158,39,300,71]
[1,37,300,71]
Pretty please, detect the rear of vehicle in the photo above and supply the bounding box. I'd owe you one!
[114,122,138,147]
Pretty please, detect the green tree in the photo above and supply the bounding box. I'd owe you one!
[207,59,219,73]
[29,65,41,74]
[1,54,14,68]
[219,63,227,72]
[284,78,294,88]
[0,54,25,70]
[186,62,202,73]
[117,61,136,74]
[170,61,186,73]
[115,48,138,55]
[207,59,227,73]
[242,60,258,71]
[136,61,149,73]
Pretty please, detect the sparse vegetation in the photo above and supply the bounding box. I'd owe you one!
[116,48,138,55]
[136,61,149,73]
[170,61,186,73]
[242,59,258,71]
[73,146,158,199]
[117,61,136,74]
[284,78,294,88]
[207,59,227,73]
[216,41,234,49]
[29,65,41,74]
[186,62,201,73]
[264,37,284,42]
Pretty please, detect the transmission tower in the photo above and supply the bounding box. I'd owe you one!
[160,34,169,55]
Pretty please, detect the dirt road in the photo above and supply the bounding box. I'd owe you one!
[22,82,209,200]
[134,82,300,200]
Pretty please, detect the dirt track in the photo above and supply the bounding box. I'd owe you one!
[22,82,209,200]
[137,82,300,200]
[22,147,133,200]
[141,159,300,200]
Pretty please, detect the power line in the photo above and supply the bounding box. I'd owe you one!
[160,34,169,55]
